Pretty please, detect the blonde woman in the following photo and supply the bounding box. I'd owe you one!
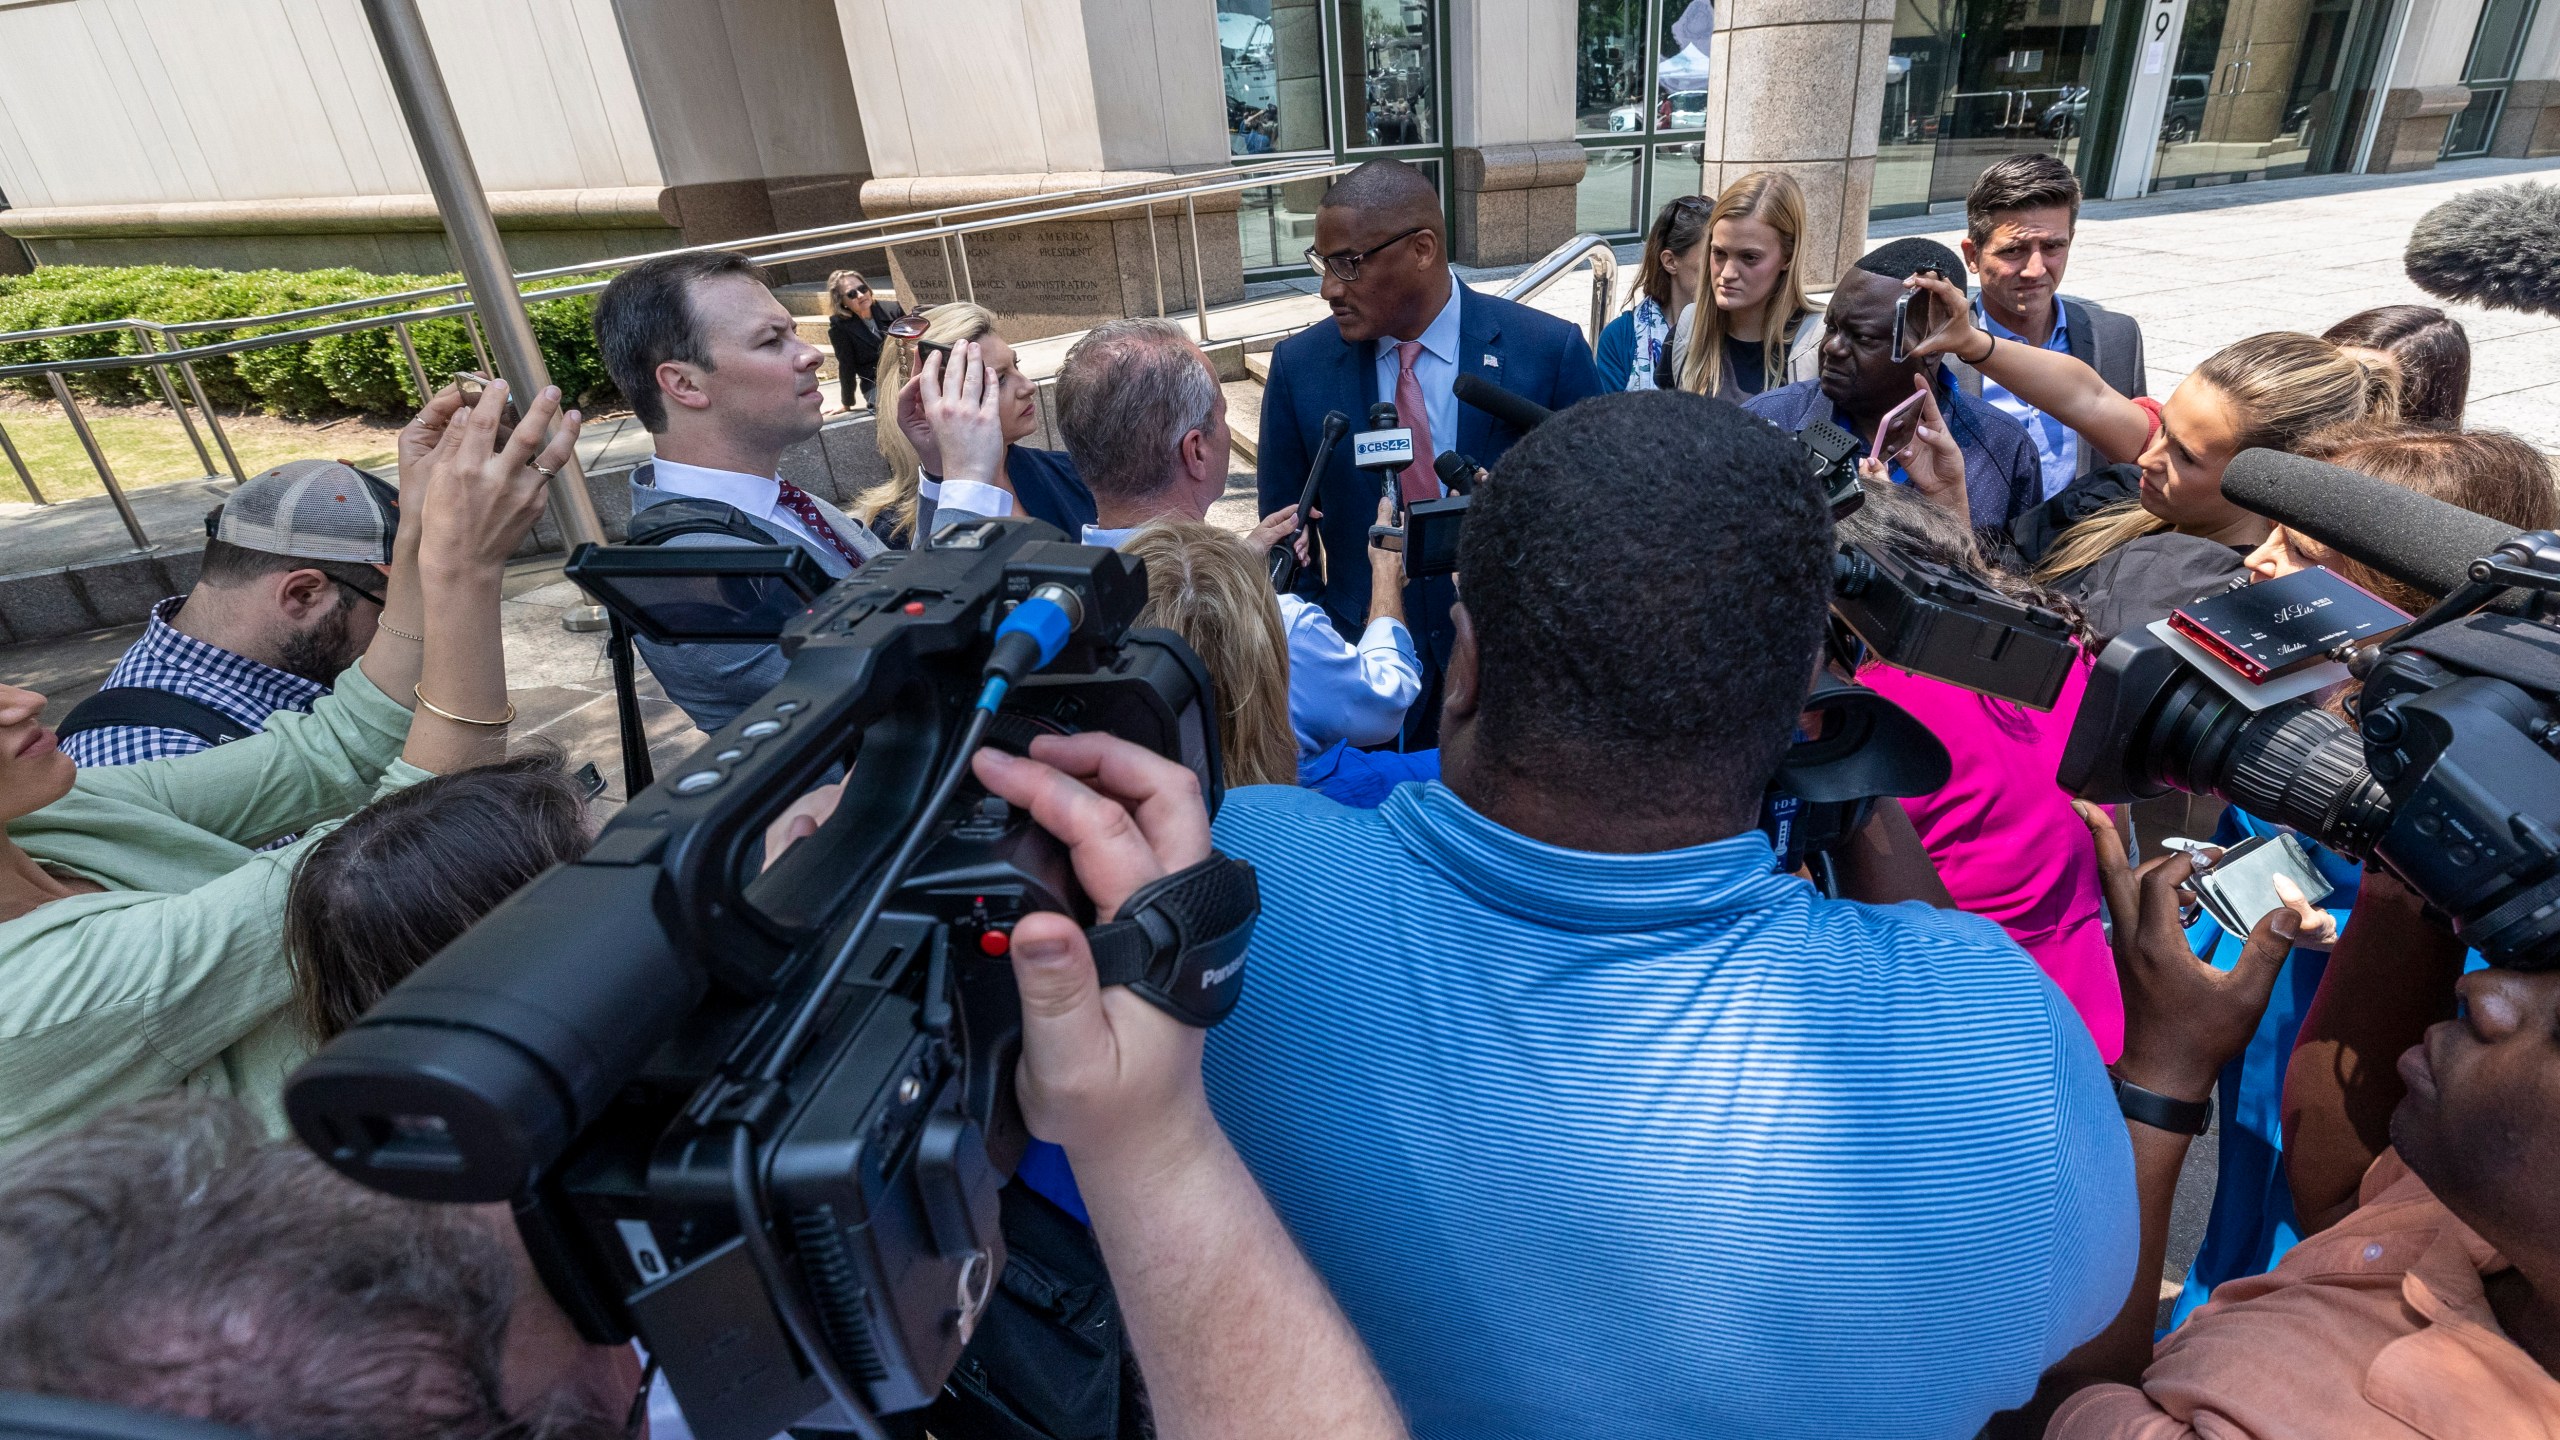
[1670,171,1824,398]
[1115,522,1300,789]
[860,302,1095,547]
[1905,271,2401,642]
[822,270,903,410]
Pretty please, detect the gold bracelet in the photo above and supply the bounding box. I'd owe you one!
[379,620,424,643]
[412,684,515,727]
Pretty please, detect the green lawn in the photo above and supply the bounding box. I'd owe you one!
[0,406,398,505]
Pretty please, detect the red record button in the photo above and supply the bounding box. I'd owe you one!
[978,928,1011,957]
[903,600,927,615]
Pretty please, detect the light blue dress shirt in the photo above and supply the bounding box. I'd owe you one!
[1205,782,2137,1440]
[1085,522,1420,754]
[1976,303,2078,501]
[1371,276,1465,490]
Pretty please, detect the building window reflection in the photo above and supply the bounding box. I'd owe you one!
[1339,0,1440,147]
[1576,0,1715,240]
[1223,0,1330,157]
[1872,0,2112,217]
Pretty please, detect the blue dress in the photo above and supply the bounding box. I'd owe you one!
[2168,808,2357,1325]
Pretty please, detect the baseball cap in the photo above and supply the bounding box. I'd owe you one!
[208,459,399,564]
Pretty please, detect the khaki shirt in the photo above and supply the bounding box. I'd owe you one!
[2054,1149,2560,1438]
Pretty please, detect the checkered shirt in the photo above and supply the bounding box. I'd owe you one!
[61,596,331,768]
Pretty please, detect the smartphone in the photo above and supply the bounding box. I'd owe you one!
[1870,389,1927,465]
[2192,832,2331,941]
[450,370,522,449]
[916,339,956,373]
[1890,272,1945,364]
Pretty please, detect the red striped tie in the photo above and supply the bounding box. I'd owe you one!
[775,479,862,566]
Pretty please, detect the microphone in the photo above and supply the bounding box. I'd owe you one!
[1351,402,1414,476]
[2404,181,2560,316]
[1269,409,1349,592]
[1453,373,1552,434]
[2220,447,2520,600]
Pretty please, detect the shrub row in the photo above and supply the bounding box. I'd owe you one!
[0,264,618,419]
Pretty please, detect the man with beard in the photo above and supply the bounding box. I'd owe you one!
[60,460,395,768]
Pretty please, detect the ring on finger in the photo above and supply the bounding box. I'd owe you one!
[533,462,563,479]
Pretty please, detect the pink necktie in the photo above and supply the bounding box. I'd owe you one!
[774,478,862,567]
[1393,341,1439,505]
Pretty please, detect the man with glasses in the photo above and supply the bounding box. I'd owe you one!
[60,460,396,768]
[1256,159,1603,747]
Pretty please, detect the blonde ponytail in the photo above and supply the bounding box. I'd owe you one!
[2034,331,2399,582]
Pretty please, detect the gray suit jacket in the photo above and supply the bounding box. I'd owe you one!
[625,461,885,733]
[1947,294,2147,480]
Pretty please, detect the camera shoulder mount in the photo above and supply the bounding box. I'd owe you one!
[1085,850,1260,1027]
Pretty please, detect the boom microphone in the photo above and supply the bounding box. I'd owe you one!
[2221,447,2520,600]
[1453,373,1553,434]
[2404,181,2560,316]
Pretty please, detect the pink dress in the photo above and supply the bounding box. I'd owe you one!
[1861,660,2122,1060]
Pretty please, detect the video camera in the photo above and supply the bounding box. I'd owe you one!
[2061,450,2560,968]
[285,519,1257,1440]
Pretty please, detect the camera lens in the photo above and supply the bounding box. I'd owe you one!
[2133,671,2393,856]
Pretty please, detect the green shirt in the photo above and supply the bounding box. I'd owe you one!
[0,662,424,1146]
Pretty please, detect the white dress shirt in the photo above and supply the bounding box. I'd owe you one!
[1083,522,1421,756]
[1370,275,1465,493]
[648,458,846,556]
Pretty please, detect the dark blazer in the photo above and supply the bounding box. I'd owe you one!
[1947,294,2147,481]
[830,302,907,389]
[1256,284,1604,666]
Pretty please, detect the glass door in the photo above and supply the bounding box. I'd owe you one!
[1230,0,1452,276]
[1873,0,2120,218]
[1574,0,1714,241]
[2150,0,2377,188]
[2442,0,2541,157]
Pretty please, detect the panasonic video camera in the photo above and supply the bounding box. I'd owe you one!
[285,518,1256,1440]
[2062,523,2560,969]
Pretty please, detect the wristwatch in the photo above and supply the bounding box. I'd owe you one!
[2111,1073,2212,1135]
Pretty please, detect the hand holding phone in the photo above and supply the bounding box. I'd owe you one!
[451,371,523,450]
[1870,388,1927,465]
[1890,272,1946,364]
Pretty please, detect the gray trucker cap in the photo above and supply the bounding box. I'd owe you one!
[211,459,398,564]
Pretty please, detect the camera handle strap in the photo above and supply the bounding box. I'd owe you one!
[1084,851,1260,1027]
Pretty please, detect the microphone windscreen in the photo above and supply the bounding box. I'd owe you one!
[2405,182,2560,316]
[1452,373,1553,433]
[2221,447,2519,600]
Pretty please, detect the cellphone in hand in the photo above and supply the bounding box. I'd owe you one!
[450,370,523,449]
[1890,271,1947,364]
[2191,832,2330,940]
[1869,388,1928,465]
[916,339,956,373]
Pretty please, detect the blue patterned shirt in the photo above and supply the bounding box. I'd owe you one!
[1205,781,2136,1440]
[1979,303,2080,501]
[62,596,329,769]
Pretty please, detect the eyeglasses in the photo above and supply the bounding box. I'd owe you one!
[332,575,384,611]
[885,313,933,341]
[1304,226,1429,283]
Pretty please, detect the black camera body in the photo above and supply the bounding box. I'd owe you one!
[288,520,1226,1440]
[2063,542,2560,968]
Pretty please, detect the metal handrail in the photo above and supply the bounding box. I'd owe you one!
[0,157,1350,537]
[0,161,1353,381]
[0,156,1344,347]
[1497,233,1621,342]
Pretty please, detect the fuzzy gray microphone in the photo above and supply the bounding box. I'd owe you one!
[2404,181,2560,316]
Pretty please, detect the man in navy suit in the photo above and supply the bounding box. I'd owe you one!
[1258,160,1604,745]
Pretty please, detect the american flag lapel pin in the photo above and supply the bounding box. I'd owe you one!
[1482,354,1500,368]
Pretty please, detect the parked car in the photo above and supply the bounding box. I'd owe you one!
[2162,72,2209,143]
[1657,88,1708,129]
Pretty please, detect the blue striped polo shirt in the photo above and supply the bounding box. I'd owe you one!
[1205,781,2136,1440]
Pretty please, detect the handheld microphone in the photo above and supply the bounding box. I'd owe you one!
[2405,182,2560,316]
[1434,450,1483,496]
[1453,373,1552,433]
[1351,402,1414,477]
[2220,447,2520,600]
[1269,410,1349,592]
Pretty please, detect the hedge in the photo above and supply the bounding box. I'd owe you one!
[0,264,618,420]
